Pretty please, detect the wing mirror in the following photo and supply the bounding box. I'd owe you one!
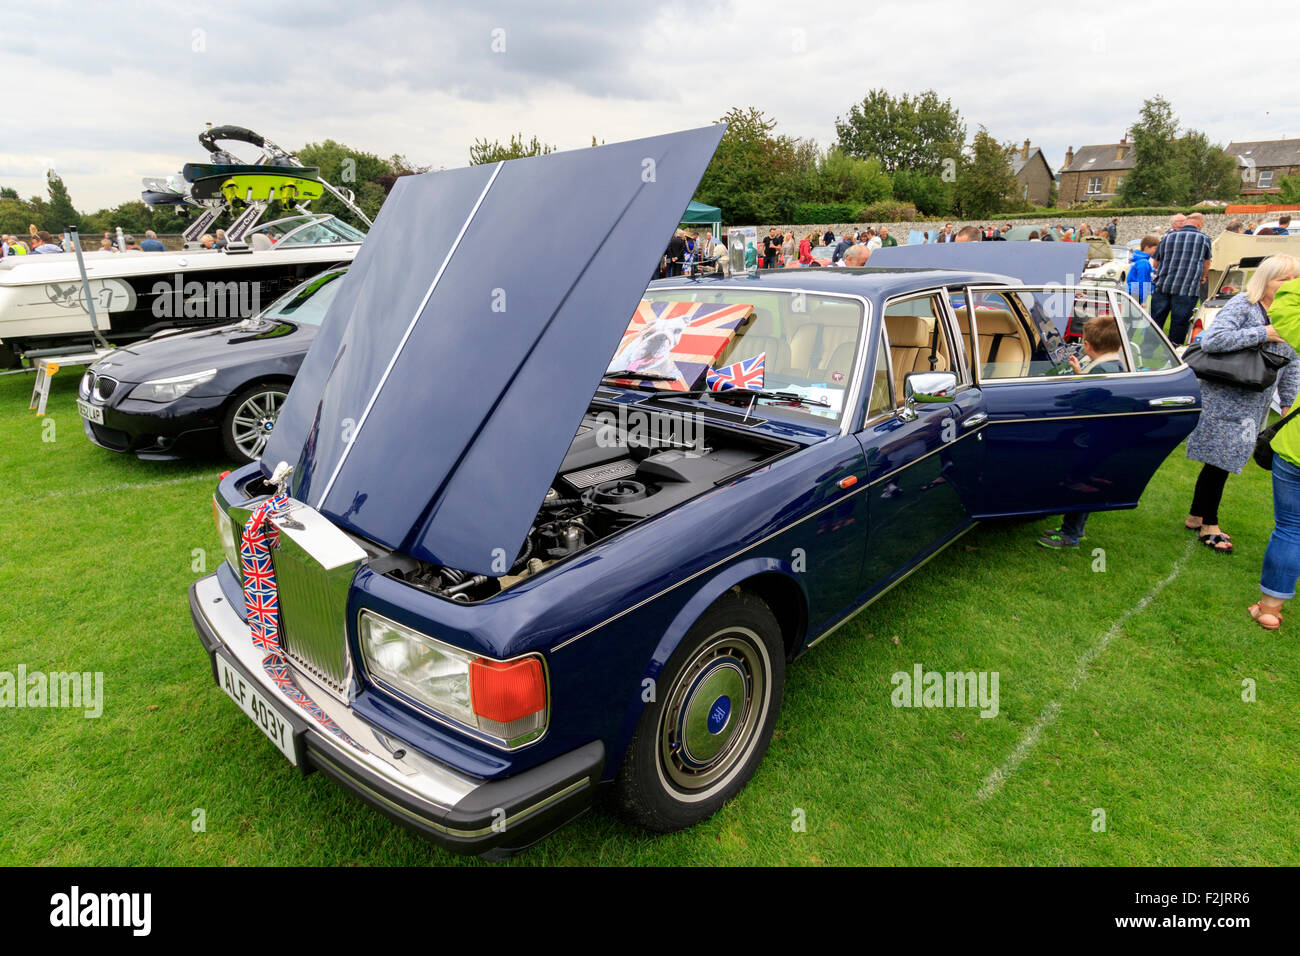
[899,370,957,420]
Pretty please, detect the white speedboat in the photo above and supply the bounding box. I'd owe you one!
[0,125,370,368]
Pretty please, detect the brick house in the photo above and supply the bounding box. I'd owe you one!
[1058,137,1134,204]
[1010,139,1054,205]
[1227,139,1300,195]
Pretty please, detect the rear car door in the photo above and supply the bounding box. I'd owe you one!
[958,285,1200,519]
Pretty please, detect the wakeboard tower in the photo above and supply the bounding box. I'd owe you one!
[142,124,372,250]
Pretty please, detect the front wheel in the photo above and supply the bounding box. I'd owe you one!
[221,382,289,464]
[616,591,785,832]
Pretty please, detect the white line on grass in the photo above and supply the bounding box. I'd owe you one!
[977,539,1196,801]
[7,473,221,507]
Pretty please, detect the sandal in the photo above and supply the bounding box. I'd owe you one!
[1199,532,1233,554]
[1185,520,1231,540]
[1249,603,1282,630]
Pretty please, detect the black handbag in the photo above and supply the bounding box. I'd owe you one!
[1254,406,1300,470]
[1183,340,1288,391]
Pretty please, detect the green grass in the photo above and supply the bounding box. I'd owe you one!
[1,369,1296,866]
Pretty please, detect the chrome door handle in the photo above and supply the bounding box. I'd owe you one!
[1148,396,1196,407]
[962,412,989,427]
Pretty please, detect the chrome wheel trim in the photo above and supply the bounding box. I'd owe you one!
[656,627,771,802]
[231,388,287,460]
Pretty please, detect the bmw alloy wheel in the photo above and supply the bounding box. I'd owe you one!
[229,387,287,461]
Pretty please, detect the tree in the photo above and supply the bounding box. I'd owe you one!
[0,196,38,235]
[953,128,1018,218]
[1278,173,1300,205]
[1176,130,1238,203]
[0,186,17,200]
[694,107,816,223]
[834,89,965,174]
[890,169,954,217]
[45,171,83,233]
[297,140,402,226]
[814,148,892,207]
[469,133,555,165]
[1119,96,1185,206]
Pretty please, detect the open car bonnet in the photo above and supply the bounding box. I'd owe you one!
[263,124,726,576]
[867,241,1089,285]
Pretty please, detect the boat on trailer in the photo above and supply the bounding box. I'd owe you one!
[0,125,371,368]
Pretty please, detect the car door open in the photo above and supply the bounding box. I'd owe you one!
[959,285,1201,520]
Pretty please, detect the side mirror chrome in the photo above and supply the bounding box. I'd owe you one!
[903,370,958,407]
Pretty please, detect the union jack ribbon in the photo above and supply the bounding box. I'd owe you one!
[240,492,364,751]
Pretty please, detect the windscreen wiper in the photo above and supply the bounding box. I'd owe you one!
[674,387,832,408]
[601,369,682,390]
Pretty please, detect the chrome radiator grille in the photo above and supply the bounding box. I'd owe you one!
[266,501,367,699]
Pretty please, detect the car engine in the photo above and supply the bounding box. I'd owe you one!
[381,402,793,602]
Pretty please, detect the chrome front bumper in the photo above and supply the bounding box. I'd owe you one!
[189,573,603,857]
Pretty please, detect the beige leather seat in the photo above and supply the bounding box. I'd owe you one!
[785,301,862,378]
[885,314,948,388]
[954,307,1029,377]
[978,310,1029,377]
[717,307,792,374]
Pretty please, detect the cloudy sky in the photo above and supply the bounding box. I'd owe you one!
[3,0,1296,211]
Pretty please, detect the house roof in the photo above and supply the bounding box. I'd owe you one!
[1010,147,1052,178]
[1226,139,1300,169]
[1063,143,1135,174]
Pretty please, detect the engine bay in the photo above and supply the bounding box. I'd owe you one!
[379,402,794,602]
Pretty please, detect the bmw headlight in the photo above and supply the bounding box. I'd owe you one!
[358,610,548,748]
[130,368,217,402]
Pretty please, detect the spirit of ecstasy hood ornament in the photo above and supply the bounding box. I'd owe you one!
[268,461,305,530]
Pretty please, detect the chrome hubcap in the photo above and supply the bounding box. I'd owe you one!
[659,631,767,792]
[231,389,286,460]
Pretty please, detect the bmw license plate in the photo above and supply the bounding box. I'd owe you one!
[216,651,302,766]
[76,399,103,424]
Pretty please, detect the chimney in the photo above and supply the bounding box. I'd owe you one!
[1117,133,1128,162]
[1022,139,1030,160]
[1064,146,1074,169]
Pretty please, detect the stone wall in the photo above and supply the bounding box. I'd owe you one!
[736,214,1258,248]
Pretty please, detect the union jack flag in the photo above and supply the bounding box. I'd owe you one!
[606,300,754,391]
[707,352,766,391]
[239,491,363,751]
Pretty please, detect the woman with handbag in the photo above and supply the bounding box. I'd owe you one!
[1184,255,1300,554]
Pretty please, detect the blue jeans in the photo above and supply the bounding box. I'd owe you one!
[1261,454,1300,600]
[1061,511,1089,539]
[1149,288,1198,345]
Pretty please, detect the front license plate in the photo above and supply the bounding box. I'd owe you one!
[76,399,103,424]
[216,652,302,766]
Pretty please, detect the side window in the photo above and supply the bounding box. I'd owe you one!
[866,326,893,419]
[953,290,1028,379]
[976,287,1130,379]
[1112,292,1179,371]
[882,294,960,398]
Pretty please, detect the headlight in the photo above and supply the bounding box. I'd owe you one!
[79,370,93,400]
[130,368,217,402]
[212,496,240,572]
[358,610,548,748]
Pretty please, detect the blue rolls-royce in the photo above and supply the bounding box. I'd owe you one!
[189,126,1200,857]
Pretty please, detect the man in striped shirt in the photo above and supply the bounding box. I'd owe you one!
[1150,212,1212,345]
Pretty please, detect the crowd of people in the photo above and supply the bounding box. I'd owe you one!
[0,225,230,257]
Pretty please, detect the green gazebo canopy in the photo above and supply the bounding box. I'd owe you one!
[680,200,721,237]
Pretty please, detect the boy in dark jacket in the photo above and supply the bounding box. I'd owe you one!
[1037,316,1127,549]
